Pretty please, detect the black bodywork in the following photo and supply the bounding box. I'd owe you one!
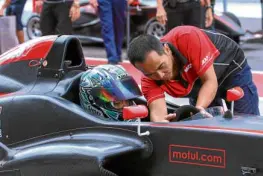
[0,35,263,176]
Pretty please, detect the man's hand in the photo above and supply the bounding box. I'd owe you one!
[89,0,98,8]
[205,7,213,28]
[69,2,81,22]
[164,113,177,121]
[0,8,4,16]
[156,5,167,25]
[195,106,213,118]
[200,0,205,6]
[35,0,43,14]
[128,0,135,5]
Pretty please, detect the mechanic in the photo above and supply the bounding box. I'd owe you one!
[127,25,260,122]
[79,64,142,121]
[0,0,27,43]
[35,0,80,35]
[89,0,134,65]
[156,0,213,32]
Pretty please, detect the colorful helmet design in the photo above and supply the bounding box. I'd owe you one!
[79,64,142,121]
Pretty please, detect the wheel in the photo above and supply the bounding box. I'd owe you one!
[144,18,166,39]
[26,15,42,40]
[223,12,242,44]
[223,12,242,27]
[232,36,240,44]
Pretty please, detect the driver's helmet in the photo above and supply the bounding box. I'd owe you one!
[79,64,142,121]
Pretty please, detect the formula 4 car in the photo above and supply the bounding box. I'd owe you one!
[0,35,262,176]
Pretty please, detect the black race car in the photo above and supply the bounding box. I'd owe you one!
[25,0,245,43]
[0,35,262,176]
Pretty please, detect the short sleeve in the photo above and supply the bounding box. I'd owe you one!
[177,28,220,76]
[141,76,165,104]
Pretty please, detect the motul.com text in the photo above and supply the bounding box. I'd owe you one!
[169,145,226,168]
[172,151,222,164]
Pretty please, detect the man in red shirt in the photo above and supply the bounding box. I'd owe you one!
[127,26,260,122]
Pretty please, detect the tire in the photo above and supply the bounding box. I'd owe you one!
[144,18,166,39]
[223,12,242,27]
[223,12,242,44]
[26,15,42,40]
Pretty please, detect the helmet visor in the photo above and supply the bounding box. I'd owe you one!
[91,76,142,102]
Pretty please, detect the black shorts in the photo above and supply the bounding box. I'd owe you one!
[165,0,203,32]
[5,0,27,31]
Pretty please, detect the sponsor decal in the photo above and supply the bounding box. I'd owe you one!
[241,166,257,175]
[184,64,192,72]
[201,55,211,66]
[169,144,226,168]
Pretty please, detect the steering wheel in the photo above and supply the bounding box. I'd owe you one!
[171,105,200,122]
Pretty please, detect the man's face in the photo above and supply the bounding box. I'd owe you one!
[134,45,174,80]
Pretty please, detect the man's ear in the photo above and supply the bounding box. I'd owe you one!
[163,43,171,55]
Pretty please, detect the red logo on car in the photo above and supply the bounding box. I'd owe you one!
[169,144,226,168]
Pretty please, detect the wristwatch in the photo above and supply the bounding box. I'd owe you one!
[206,5,213,10]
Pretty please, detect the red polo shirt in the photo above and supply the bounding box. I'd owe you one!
[141,26,220,104]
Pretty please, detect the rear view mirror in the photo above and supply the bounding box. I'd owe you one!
[226,87,244,101]
[123,105,148,120]
[226,86,244,116]
[123,105,150,137]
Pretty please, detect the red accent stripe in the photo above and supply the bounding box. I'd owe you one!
[0,92,14,97]
[150,123,263,135]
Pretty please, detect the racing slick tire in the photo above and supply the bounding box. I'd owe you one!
[144,18,166,39]
[223,12,242,27]
[26,15,42,40]
[223,12,242,44]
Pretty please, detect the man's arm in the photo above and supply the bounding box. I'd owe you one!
[0,0,11,16]
[89,0,98,8]
[204,0,213,27]
[149,98,168,122]
[195,64,218,109]
[1,0,11,9]
[156,0,167,25]
[69,0,80,21]
[149,98,177,122]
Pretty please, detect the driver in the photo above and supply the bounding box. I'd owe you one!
[79,64,142,121]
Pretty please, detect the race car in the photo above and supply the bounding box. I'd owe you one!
[0,35,262,176]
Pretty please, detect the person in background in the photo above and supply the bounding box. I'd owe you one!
[89,0,134,65]
[127,26,260,122]
[35,0,81,35]
[208,0,216,30]
[0,0,27,43]
[156,0,213,33]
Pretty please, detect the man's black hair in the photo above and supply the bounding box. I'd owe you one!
[128,34,189,88]
[127,34,164,65]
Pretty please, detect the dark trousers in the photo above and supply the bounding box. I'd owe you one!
[40,2,73,35]
[5,0,27,31]
[190,62,260,115]
[98,0,126,64]
[165,1,203,32]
